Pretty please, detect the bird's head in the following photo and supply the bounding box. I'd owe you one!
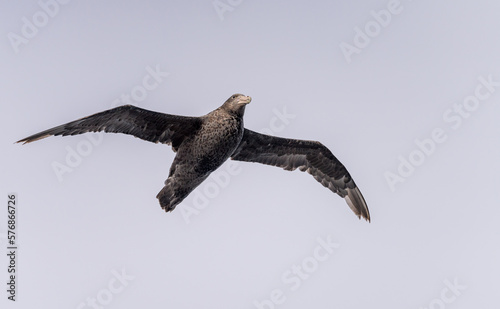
[221,93,251,116]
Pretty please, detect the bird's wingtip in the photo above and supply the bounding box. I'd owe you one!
[15,133,52,145]
[345,187,370,223]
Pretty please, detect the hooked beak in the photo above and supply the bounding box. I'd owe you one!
[238,96,252,105]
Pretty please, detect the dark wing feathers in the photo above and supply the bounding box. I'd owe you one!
[231,129,370,221]
[17,105,369,221]
[16,105,202,151]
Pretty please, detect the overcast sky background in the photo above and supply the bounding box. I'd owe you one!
[1,0,500,308]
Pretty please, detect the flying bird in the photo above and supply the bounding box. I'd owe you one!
[17,94,370,221]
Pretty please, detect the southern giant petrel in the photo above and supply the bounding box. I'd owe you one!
[17,94,370,221]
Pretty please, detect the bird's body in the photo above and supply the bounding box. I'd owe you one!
[17,94,370,221]
[158,104,246,211]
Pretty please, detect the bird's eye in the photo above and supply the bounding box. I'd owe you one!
[232,95,236,99]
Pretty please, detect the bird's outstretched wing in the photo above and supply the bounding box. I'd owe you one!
[16,105,202,151]
[231,129,370,221]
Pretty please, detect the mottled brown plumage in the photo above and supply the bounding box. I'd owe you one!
[17,94,370,221]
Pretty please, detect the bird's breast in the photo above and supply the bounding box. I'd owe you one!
[188,116,243,174]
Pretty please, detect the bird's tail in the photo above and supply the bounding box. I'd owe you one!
[156,181,185,212]
[156,175,207,212]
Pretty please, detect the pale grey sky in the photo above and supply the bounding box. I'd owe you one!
[1,0,499,308]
